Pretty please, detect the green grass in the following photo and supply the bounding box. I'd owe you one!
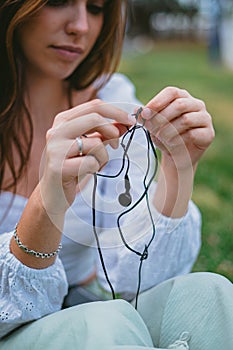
[119,41,233,281]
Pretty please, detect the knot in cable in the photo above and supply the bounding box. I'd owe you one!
[140,245,148,261]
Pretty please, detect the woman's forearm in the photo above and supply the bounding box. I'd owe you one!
[10,185,64,269]
[153,154,196,218]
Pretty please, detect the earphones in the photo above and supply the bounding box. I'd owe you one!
[92,107,158,309]
[118,174,132,207]
[117,107,144,208]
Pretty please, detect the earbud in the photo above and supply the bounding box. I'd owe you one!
[118,174,132,207]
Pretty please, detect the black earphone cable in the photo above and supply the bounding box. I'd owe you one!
[92,172,116,299]
[91,108,158,308]
[116,128,157,255]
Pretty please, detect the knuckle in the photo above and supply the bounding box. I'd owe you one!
[95,138,103,148]
[175,99,187,112]
[101,152,109,165]
[165,86,178,97]
[46,127,56,142]
[91,98,103,107]
[181,113,191,127]
[92,113,110,129]
[197,98,206,110]
[84,154,97,168]
[91,113,107,130]
[210,125,216,141]
[188,129,197,143]
[91,112,102,124]
[165,86,189,98]
[45,129,66,158]
[54,111,68,124]
[180,88,190,97]
[206,112,213,123]
[202,111,214,129]
[89,156,100,173]
[89,138,102,153]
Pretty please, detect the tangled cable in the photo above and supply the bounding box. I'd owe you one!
[92,107,158,309]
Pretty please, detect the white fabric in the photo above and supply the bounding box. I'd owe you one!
[0,232,68,339]
[0,73,201,338]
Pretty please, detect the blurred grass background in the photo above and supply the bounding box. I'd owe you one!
[119,41,233,281]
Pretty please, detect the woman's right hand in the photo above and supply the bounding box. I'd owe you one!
[39,99,132,215]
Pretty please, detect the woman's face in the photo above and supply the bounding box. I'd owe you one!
[17,0,105,81]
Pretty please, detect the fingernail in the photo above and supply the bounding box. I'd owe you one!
[142,108,153,119]
[128,113,136,125]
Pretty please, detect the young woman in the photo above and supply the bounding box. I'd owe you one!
[1,1,233,349]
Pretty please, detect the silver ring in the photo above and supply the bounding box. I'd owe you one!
[76,136,83,156]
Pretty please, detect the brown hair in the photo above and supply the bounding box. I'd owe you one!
[0,0,127,193]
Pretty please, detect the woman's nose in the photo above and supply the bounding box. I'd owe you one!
[65,5,89,35]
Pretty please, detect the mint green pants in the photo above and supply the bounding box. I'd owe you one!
[1,272,233,350]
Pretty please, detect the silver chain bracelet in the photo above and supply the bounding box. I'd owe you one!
[13,224,62,259]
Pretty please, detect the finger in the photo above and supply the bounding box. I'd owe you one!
[74,115,121,141]
[82,132,119,149]
[140,101,208,142]
[48,114,122,143]
[69,137,109,168]
[182,126,215,150]
[161,124,215,152]
[83,122,129,147]
[143,87,191,115]
[112,122,129,137]
[156,111,212,143]
[140,96,205,129]
[157,97,205,123]
[53,99,133,128]
[68,136,98,158]
[62,155,102,179]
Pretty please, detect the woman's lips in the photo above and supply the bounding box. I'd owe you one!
[51,45,84,61]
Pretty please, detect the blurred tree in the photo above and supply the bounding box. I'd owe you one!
[127,0,198,37]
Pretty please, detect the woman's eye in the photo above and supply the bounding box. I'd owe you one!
[46,1,104,13]
[46,0,68,7]
[46,1,104,12]
[87,4,104,15]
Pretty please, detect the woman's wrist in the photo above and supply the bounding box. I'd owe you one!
[39,172,75,216]
[153,153,196,218]
[10,185,65,269]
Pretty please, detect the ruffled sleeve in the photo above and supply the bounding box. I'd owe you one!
[0,232,68,339]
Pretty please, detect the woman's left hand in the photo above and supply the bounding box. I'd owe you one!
[139,87,215,170]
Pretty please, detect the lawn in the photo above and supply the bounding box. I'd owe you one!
[119,40,233,281]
